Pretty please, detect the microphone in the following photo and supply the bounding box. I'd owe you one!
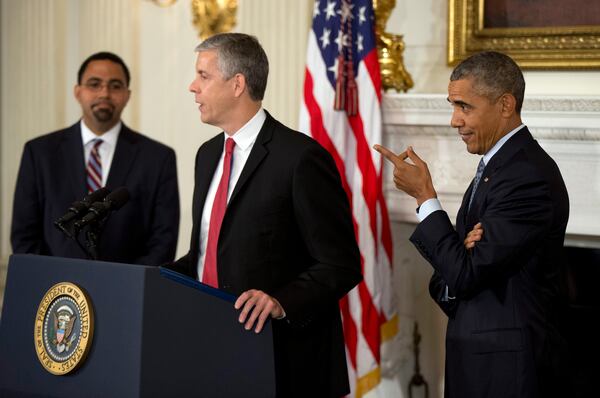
[73,187,130,230]
[54,187,111,232]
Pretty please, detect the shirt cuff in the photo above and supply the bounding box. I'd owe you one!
[416,198,443,222]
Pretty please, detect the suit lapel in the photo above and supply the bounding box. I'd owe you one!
[194,135,224,213]
[228,113,274,206]
[61,123,87,200]
[106,125,139,189]
[184,134,223,275]
[465,127,534,226]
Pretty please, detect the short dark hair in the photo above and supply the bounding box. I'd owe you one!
[450,51,525,114]
[195,33,269,101]
[77,51,131,87]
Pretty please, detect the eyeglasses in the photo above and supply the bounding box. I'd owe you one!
[82,79,127,92]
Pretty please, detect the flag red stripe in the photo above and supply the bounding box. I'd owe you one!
[304,67,382,365]
[363,49,393,264]
[364,50,395,324]
[304,68,362,365]
[379,175,394,263]
[347,112,379,257]
[363,50,382,102]
[303,69,351,198]
[358,258,381,362]
[339,295,357,369]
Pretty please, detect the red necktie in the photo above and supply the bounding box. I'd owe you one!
[202,137,235,287]
[86,139,103,193]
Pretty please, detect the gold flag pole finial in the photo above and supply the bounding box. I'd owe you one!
[373,0,414,92]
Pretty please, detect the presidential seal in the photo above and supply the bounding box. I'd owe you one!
[33,282,94,375]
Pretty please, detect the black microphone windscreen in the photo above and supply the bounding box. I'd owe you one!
[104,187,130,210]
[58,187,112,230]
[83,187,111,205]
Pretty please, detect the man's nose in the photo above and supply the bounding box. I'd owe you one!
[450,110,463,128]
[98,84,110,96]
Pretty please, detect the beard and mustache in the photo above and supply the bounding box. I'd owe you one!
[91,101,115,123]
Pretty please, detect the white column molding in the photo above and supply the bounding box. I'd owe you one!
[1,0,69,260]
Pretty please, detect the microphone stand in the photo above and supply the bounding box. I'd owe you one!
[69,215,108,261]
[83,223,101,261]
[74,233,93,260]
[76,216,110,261]
[55,219,95,259]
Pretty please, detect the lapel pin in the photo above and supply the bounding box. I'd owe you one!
[484,177,489,182]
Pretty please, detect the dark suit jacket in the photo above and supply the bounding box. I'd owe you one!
[170,112,361,397]
[11,122,180,266]
[411,128,569,398]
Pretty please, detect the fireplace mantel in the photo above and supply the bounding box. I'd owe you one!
[381,93,600,238]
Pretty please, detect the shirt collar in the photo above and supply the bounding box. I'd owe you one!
[80,120,121,148]
[225,108,266,151]
[482,124,525,166]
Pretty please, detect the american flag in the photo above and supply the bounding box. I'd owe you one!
[299,1,397,396]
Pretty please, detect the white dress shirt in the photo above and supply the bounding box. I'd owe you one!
[80,120,121,187]
[197,108,267,279]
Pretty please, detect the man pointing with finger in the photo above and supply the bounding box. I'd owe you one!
[375,51,569,397]
[169,33,361,397]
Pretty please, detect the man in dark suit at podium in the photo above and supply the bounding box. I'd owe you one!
[169,33,361,397]
[375,52,569,397]
[11,52,180,266]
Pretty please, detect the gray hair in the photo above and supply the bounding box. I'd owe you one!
[450,51,525,114]
[195,33,269,101]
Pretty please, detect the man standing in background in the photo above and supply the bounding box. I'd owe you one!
[376,51,569,397]
[11,51,180,265]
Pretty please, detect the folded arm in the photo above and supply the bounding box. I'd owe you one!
[412,170,553,301]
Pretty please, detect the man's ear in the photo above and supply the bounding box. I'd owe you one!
[74,84,82,104]
[500,93,517,117]
[232,73,246,98]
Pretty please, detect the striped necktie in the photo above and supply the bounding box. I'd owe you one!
[86,139,103,193]
[468,158,485,211]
